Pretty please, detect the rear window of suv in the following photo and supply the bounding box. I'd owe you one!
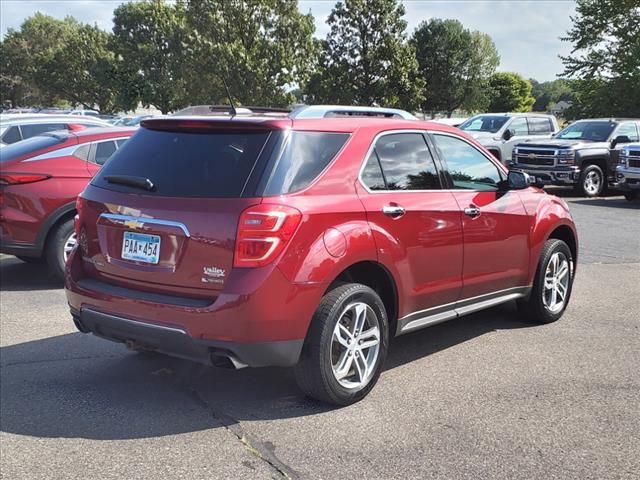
[92,127,271,198]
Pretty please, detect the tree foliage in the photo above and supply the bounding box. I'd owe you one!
[183,0,317,107]
[304,0,424,110]
[530,79,575,112]
[412,19,499,116]
[487,72,535,113]
[560,0,640,117]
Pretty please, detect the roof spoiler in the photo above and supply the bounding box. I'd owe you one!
[172,104,416,120]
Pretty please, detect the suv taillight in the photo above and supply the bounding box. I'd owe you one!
[0,173,51,185]
[234,204,302,268]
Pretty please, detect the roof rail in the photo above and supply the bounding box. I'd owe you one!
[290,105,417,120]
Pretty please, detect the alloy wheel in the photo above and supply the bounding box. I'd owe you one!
[583,170,601,195]
[330,302,381,389]
[63,232,77,263]
[542,251,570,313]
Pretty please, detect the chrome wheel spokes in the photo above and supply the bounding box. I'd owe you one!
[542,252,570,313]
[584,171,600,195]
[331,302,381,389]
[63,233,77,263]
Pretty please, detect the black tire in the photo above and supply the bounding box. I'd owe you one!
[16,255,44,264]
[576,164,605,197]
[518,239,574,324]
[295,283,389,406]
[45,218,75,281]
[624,192,638,202]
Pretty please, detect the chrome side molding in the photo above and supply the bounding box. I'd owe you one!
[397,286,531,335]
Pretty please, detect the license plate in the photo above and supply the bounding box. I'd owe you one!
[121,231,161,264]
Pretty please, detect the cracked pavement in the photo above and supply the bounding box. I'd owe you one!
[1,189,639,479]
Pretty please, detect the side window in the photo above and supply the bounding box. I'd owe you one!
[615,123,639,142]
[361,133,441,191]
[116,138,129,148]
[509,118,529,136]
[433,134,502,191]
[94,140,118,165]
[73,144,91,161]
[1,126,22,144]
[20,123,66,139]
[528,117,552,135]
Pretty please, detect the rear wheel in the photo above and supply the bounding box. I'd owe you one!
[577,164,604,197]
[518,239,574,324]
[45,218,76,281]
[295,283,389,406]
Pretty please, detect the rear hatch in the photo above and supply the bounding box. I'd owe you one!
[79,120,282,296]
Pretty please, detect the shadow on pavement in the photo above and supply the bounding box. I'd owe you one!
[0,256,61,291]
[0,302,534,441]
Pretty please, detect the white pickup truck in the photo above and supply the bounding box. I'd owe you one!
[458,113,560,165]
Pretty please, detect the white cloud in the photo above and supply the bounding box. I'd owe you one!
[1,0,577,81]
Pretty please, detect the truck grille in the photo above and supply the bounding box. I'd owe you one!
[515,148,556,166]
[629,159,640,168]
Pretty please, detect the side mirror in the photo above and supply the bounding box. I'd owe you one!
[502,169,535,190]
[612,135,631,148]
[503,129,514,141]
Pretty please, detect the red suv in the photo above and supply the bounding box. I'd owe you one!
[65,107,578,405]
[0,127,135,279]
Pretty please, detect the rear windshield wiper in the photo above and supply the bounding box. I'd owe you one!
[104,175,155,191]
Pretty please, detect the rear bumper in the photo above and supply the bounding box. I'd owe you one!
[73,308,303,368]
[65,249,323,368]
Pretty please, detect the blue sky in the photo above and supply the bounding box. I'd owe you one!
[0,0,577,81]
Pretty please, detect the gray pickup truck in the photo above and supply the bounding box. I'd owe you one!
[510,118,640,197]
[616,143,640,201]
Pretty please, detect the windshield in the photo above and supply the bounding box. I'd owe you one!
[459,116,509,134]
[0,134,66,163]
[555,121,616,142]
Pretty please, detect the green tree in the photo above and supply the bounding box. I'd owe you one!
[411,19,499,117]
[43,25,134,113]
[531,79,575,112]
[184,0,317,107]
[112,0,189,113]
[487,72,535,112]
[305,0,424,110]
[561,0,640,117]
[0,13,78,107]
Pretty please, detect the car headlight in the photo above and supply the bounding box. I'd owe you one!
[619,150,628,165]
[557,150,575,164]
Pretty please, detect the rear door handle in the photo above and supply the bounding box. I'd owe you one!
[464,205,481,218]
[382,205,406,218]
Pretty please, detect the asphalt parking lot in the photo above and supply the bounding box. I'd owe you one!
[1,189,639,480]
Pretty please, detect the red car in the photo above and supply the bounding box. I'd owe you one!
[65,107,578,405]
[0,127,135,279]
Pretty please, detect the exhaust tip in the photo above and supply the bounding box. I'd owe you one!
[72,315,90,333]
[210,352,247,370]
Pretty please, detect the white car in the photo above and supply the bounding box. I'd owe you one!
[459,113,560,165]
[0,115,111,147]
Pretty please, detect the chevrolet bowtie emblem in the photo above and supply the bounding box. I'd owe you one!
[528,153,536,159]
[124,219,144,229]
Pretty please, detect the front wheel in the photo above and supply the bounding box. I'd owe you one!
[577,164,605,197]
[295,283,389,406]
[518,239,574,324]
